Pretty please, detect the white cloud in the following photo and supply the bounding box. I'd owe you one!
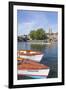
[17,22,35,35]
[17,11,58,35]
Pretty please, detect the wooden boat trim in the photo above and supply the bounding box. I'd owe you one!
[17,50,43,56]
[17,58,49,70]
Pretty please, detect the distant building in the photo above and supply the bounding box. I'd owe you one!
[46,28,58,41]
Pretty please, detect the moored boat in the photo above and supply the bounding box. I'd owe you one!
[17,50,44,62]
[17,58,50,79]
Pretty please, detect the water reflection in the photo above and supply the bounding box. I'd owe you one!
[17,42,31,50]
[31,44,46,51]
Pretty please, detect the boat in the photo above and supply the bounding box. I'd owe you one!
[17,58,50,79]
[17,50,44,62]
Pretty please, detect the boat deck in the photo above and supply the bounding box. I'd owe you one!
[17,58,48,70]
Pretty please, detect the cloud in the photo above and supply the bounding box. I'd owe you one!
[17,22,35,35]
[17,10,58,35]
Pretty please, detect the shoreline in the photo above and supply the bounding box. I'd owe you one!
[28,42,51,45]
[18,40,57,45]
[18,40,52,45]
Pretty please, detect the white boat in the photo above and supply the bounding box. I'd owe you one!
[17,58,50,79]
[17,50,44,62]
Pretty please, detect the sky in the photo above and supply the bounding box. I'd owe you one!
[17,10,58,36]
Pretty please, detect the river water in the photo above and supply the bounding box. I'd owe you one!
[17,42,58,79]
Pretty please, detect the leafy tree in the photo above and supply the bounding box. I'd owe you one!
[29,28,48,40]
[29,30,37,40]
[36,28,45,40]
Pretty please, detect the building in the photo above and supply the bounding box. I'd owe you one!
[46,28,58,42]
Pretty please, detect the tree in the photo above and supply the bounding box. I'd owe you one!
[36,28,46,40]
[29,28,48,40]
[29,30,37,40]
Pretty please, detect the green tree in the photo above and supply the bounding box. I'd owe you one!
[29,30,37,40]
[29,28,48,40]
[36,28,44,40]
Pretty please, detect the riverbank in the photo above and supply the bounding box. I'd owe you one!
[28,42,51,45]
[18,40,51,45]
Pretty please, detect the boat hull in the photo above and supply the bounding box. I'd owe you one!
[17,50,44,62]
[18,69,50,79]
[18,74,47,79]
[29,75,47,79]
[18,54,43,62]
